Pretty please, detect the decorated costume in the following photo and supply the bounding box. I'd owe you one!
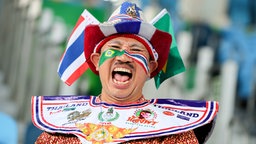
[33,96,217,144]
[33,2,218,144]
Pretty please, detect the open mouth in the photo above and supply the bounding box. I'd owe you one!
[112,68,132,85]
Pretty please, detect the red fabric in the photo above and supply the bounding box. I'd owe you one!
[35,132,81,144]
[84,25,105,75]
[36,130,198,144]
[149,29,172,77]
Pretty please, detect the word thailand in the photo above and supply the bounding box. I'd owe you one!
[46,103,88,111]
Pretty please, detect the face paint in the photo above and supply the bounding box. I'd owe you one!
[99,49,150,74]
[124,51,150,74]
[99,49,125,66]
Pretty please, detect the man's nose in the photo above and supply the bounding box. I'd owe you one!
[115,52,133,62]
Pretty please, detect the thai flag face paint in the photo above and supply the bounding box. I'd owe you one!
[124,51,150,74]
[99,49,150,74]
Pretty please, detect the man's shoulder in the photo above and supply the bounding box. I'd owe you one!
[35,132,81,144]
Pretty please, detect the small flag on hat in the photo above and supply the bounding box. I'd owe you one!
[151,9,185,89]
[57,9,99,86]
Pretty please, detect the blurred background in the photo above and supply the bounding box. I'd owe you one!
[0,0,255,143]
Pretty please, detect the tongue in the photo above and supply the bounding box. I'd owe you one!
[114,73,129,82]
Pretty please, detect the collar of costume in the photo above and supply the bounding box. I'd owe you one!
[32,95,218,143]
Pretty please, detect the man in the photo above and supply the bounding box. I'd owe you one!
[32,1,218,144]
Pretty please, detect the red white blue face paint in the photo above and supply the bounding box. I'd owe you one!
[99,49,150,74]
[124,51,150,74]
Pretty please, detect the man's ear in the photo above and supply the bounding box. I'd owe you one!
[149,60,158,76]
[90,53,100,71]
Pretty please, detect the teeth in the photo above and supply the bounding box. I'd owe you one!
[113,79,129,84]
[113,68,131,73]
[112,67,132,85]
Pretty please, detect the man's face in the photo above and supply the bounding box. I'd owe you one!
[90,37,158,103]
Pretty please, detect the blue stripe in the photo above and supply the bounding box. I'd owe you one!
[156,99,207,107]
[58,32,85,75]
[128,53,149,72]
[43,95,91,101]
[129,53,147,65]
[115,21,141,34]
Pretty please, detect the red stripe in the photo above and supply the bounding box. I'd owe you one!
[65,62,89,86]
[69,15,85,40]
[149,29,172,78]
[31,96,39,129]
[59,15,85,62]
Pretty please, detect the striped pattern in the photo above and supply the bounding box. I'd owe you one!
[31,96,218,143]
[57,9,99,85]
[124,51,150,73]
[108,14,142,22]
[122,101,218,140]
[31,96,90,141]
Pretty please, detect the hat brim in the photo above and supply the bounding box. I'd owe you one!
[84,21,172,78]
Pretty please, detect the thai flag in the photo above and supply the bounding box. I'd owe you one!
[57,9,99,86]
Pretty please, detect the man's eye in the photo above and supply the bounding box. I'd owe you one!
[130,48,142,52]
[110,45,120,49]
